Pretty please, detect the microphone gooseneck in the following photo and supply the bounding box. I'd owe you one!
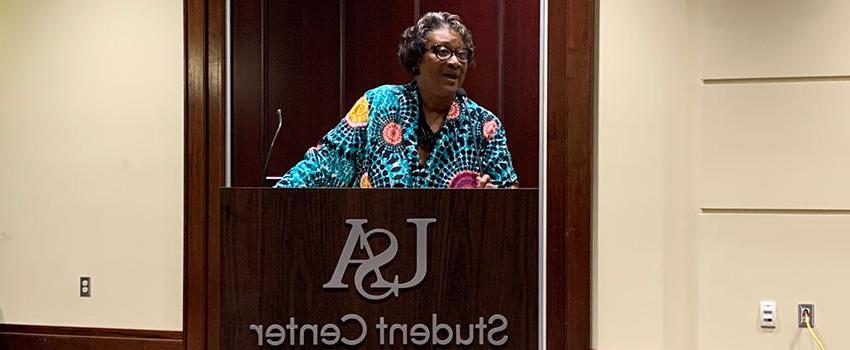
[261,108,284,184]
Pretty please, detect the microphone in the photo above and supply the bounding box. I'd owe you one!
[262,108,284,184]
[455,87,466,97]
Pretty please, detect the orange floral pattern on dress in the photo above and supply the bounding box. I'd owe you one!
[482,120,499,141]
[447,101,460,119]
[360,172,371,188]
[382,122,403,145]
[345,96,369,128]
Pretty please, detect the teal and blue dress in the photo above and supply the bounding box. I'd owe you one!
[274,82,518,188]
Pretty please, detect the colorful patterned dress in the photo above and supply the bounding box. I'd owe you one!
[274,82,518,188]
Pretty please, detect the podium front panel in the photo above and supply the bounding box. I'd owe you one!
[220,188,538,349]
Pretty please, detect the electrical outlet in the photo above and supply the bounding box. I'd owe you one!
[798,304,814,328]
[80,276,91,298]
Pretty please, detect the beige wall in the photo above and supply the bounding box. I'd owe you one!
[596,0,699,349]
[598,0,849,349]
[697,0,849,349]
[0,0,184,330]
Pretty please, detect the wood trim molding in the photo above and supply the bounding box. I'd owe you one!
[184,0,226,349]
[0,324,182,350]
[184,0,206,348]
[547,0,595,349]
[184,0,594,349]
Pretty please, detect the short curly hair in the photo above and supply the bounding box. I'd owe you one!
[398,12,475,75]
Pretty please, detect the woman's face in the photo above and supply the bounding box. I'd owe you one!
[416,28,468,99]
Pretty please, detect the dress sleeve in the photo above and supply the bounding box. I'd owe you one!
[481,116,519,188]
[273,96,370,188]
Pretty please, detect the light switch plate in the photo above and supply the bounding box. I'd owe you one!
[759,300,776,329]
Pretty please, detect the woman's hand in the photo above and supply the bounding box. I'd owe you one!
[477,174,497,189]
[477,174,518,188]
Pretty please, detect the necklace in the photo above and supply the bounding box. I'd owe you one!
[415,86,458,153]
[416,110,443,153]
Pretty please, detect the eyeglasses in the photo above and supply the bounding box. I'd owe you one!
[428,45,473,63]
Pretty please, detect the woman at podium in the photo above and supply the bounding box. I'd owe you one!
[274,12,517,189]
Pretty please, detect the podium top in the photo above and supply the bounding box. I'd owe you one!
[228,186,540,191]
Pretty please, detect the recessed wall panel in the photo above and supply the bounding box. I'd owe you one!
[699,82,850,209]
[701,0,850,78]
[698,214,850,350]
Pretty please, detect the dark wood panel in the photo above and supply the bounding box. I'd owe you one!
[343,0,415,108]
[230,0,266,187]
[502,0,540,188]
[220,189,538,349]
[547,0,594,349]
[232,0,343,186]
[184,0,209,349]
[563,0,594,348]
[206,0,228,349]
[232,0,344,186]
[263,1,342,185]
[0,325,182,350]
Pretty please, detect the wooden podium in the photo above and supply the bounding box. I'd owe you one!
[219,188,538,348]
